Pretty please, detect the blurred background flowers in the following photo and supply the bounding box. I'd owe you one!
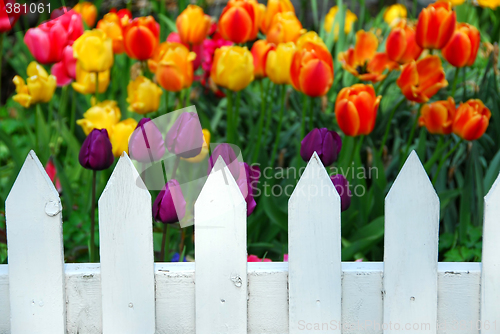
[0,0,499,264]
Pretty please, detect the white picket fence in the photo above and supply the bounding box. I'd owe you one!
[0,149,499,334]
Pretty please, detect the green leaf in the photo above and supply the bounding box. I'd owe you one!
[158,13,178,33]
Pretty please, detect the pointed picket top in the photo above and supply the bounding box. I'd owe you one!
[98,152,155,334]
[288,152,341,334]
[384,150,439,334]
[481,171,500,332]
[6,150,66,333]
[195,156,247,334]
[195,155,245,228]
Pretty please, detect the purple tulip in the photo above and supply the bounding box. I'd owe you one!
[79,128,114,171]
[165,112,204,159]
[153,179,187,224]
[236,163,260,216]
[300,128,342,166]
[207,143,240,180]
[330,174,351,212]
[129,118,166,163]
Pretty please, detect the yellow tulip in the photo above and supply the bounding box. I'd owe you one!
[211,46,254,92]
[296,31,327,50]
[76,100,121,136]
[182,129,211,163]
[110,118,138,157]
[477,0,500,8]
[324,6,358,40]
[127,76,163,114]
[72,63,110,95]
[73,2,98,27]
[12,62,57,108]
[265,42,296,85]
[449,0,466,5]
[384,4,407,26]
[73,29,114,72]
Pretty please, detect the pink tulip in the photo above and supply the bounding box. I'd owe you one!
[24,9,83,64]
[247,255,272,262]
[0,0,22,33]
[51,45,77,86]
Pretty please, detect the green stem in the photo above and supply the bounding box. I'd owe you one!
[301,93,307,139]
[227,91,234,143]
[432,140,462,185]
[423,136,451,172]
[163,89,169,115]
[462,67,467,101]
[270,85,286,167]
[94,72,99,103]
[451,66,460,97]
[70,87,76,135]
[184,87,191,108]
[160,223,170,262]
[90,170,97,263]
[253,80,268,162]
[379,97,405,156]
[403,107,421,159]
[263,84,275,146]
[309,96,314,130]
[234,91,241,138]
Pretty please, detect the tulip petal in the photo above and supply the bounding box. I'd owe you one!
[353,30,378,65]
[336,100,360,136]
[51,62,73,86]
[298,58,333,97]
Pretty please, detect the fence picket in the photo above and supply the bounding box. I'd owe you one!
[288,152,341,334]
[384,151,439,334]
[98,153,155,333]
[5,150,66,333]
[481,172,500,333]
[194,156,247,334]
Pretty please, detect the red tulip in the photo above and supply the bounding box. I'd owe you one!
[416,1,456,50]
[442,23,480,68]
[386,19,423,64]
[123,16,160,60]
[0,0,22,32]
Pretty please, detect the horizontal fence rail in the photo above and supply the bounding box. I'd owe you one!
[0,150,498,333]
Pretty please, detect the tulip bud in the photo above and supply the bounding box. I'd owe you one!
[384,4,407,26]
[176,5,212,45]
[129,118,166,163]
[110,118,138,157]
[73,2,97,27]
[266,42,296,85]
[300,128,342,166]
[97,12,127,54]
[442,23,480,68]
[335,84,381,136]
[79,128,115,171]
[51,45,77,87]
[72,64,110,95]
[0,0,21,33]
[261,0,295,34]
[416,2,456,50]
[236,162,260,216]
[290,40,334,96]
[330,174,351,212]
[219,0,264,43]
[165,112,204,159]
[13,62,57,108]
[154,42,196,93]
[73,29,114,73]
[396,55,448,103]
[452,99,491,141]
[386,20,422,64]
[266,12,303,44]
[76,100,121,136]
[324,6,357,40]
[153,179,186,224]
[123,16,160,60]
[251,39,276,79]
[127,76,163,114]
[182,129,211,163]
[419,97,456,135]
[207,143,240,180]
[211,46,254,92]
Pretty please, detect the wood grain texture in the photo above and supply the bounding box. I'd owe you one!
[5,151,66,333]
[481,172,500,333]
[288,152,341,334]
[0,262,482,333]
[384,151,439,334]
[194,156,247,334]
[98,153,155,333]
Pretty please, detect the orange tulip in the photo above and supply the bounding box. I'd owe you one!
[442,23,480,68]
[416,1,456,50]
[335,84,382,136]
[97,12,127,54]
[219,0,265,44]
[123,16,160,60]
[154,42,196,92]
[419,97,456,135]
[386,20,423,64]
[338,30,399,83]
[176,5,212,45]
[261,0,295,34]
[452,99,491,141]
[73,2,97,28]
[290,40,334,97]
[251,39,276,78]
[396,55,448,103]
[266,12,304,44]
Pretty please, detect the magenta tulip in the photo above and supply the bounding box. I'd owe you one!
[153,179,187,224]
[207,143,240,180]
[166,112,204,159]
[236,162,260,216]
[79,129,114,171]
[51,45,77,86]
[300,128,342,166]
[129,118,166,163]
